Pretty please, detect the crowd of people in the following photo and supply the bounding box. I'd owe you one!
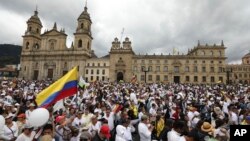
[0,78,250,141]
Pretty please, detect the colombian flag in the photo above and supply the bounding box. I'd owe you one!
[35,67,78,108]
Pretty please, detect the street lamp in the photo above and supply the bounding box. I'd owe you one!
[142,67,149,83]
[225,67,233,85]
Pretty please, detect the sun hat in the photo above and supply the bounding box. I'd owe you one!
[201,122,214,133]
[5,114,13,119]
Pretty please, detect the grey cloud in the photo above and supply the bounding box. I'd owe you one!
[0,0,250,63]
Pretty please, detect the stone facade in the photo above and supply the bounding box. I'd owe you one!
[20,5,244,84]
[226,53,250,84]
[19,6,92,80]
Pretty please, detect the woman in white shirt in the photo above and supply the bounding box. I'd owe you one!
[2,114,18,140]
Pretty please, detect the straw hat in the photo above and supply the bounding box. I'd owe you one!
[201,122,214,133]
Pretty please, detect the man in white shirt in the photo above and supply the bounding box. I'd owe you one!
[115,118,134,141]
[16,124,36,141]
[167,120,186,141]
[138,115,154,141]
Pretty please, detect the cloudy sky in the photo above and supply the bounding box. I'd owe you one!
[0,0,250,63]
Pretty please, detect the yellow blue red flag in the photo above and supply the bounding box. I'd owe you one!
[35,67,78,108]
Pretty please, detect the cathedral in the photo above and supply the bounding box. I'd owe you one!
[19,4,250,84]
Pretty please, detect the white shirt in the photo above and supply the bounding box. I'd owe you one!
[88,121,102,137]
[149,107,157,116]
[72,117,83,129]
[104,112,115,130]
[16,131,36,141]
[167,129,182,141]
[3,122,18,140]
[138,122,151,141]
[115,125,133,141]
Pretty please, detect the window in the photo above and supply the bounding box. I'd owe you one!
[141,66,145,71]
[211,61,214,64]
[186,60,189,63]
[156,66,160,72]
[210,51,213,56]
[219,61,222,64]
[102,76,105,81]
[36,28,39,33]
[86,77,88,82]
[97,69,99,74]
[24,66,26,71]
[202,76,206,82]
[156,60,160,64]
[148,66,153,72]
[78,39,82,48]
[92,63,95,66]
[149,60,152,63]
[210,67,214,72]
[239,74,242,78]
[134,60,137,63]
[164,66,168,72]
[244,74,247,78]
[141,60,145,64]
[133,66,137,71]
[85,69,88,74]
[194,66,198,72]
[194,60,197,64]
[194,76,198,82]
[87,63,90,66]
[202,67,206,72]
[34,43,39,49]
[164,60,168,63]
[91,69,93,74]
[87,42,90,50]
[186,76,190,82]
[164,75,168,81]
[156,75,160,81]
[98,63,100,67]
[26,42,29,49]
[81,23,84,28]
[141,75,145,81]
[219,67,223,73]
[50,42,54,50]
[211,76,215,82]
[96,76,99,81]
[148,75,152,81]
[174,66,179,73]
[219,77,223,82]
[185,66,189,72]
[104,63,106,67]
[102,69,105,75]
[202,60,205,63]
[90,76,93,81]
[219,51,222,56]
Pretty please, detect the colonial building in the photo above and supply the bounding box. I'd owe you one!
[20,4,232,84]
[19,5,93,80]
[226,52,250,84]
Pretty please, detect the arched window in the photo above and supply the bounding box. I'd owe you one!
[78,39,82,48]
[219,51,222,56]
[210,51,213,56]
[34,43,39,49]
[26,42,29,49]
[64,62,67,68]
[81,23,84,29]
[50,42,54,50]
[36,28,39,33]
[87,41,90,49]
[29,26,32,31]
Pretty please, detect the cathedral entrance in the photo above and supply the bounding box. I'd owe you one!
[117,72,124,82]
[174,76,180,83]
[33,70,39,80]
[47,69,53,80]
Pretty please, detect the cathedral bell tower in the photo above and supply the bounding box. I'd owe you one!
[74,3,92,57]
[22,9,42,51]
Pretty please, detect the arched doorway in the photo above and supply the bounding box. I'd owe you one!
[117,72,123,82]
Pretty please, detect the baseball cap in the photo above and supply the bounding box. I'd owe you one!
[100,125,111,139]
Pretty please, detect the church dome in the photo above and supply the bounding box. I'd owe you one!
[78,7,91,22]
[27,11,42,26]
[243,52,250,58]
